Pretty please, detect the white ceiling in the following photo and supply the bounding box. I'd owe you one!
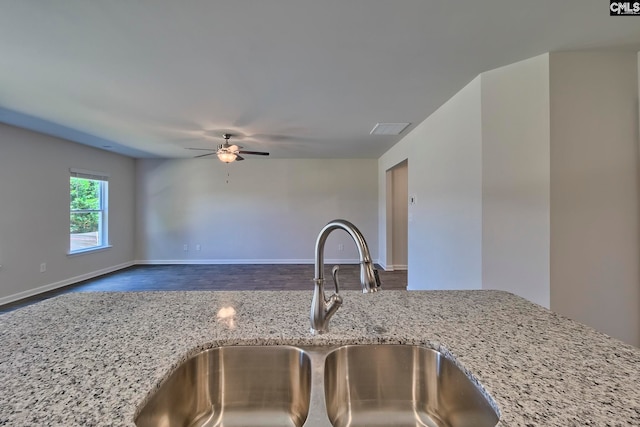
[1,1,639,159]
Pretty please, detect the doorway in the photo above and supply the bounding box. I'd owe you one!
[385,160,408,271]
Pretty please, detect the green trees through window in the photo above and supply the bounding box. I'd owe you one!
[70,177,100,233]
[70,176,107,252]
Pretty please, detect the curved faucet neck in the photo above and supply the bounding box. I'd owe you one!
[314,219,372,281]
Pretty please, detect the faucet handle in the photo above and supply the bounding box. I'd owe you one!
[331,265,341,295]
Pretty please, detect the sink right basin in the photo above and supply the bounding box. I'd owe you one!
[323,345,499,427]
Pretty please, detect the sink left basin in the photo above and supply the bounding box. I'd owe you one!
[135,345,312,427]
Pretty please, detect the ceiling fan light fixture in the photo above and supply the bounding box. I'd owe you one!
[187,133,268,162]
[217,151,237,163]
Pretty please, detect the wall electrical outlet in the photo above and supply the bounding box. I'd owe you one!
[183,244,188,252]
[196,244,201,251]
[40,263,46,273]
[338,244,344,251]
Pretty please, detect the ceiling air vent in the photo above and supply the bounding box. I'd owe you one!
[370,122,411,135]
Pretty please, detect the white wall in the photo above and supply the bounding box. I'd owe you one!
[0,123,136,304]
[136,158,378,263]
[379,77,483,290]
[481,54,551,307]
[549,52,640,346]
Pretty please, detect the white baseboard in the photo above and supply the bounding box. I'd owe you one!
[380,264,408,272]
[0,261,134,306]
[135,258,362,265]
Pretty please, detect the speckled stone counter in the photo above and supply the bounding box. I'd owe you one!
[0,290,639,426]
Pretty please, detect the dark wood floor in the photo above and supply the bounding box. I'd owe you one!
[0,264,407,314]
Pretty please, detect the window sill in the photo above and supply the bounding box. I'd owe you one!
[67,245,112,257]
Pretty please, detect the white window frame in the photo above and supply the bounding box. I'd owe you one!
[69,168,110,255]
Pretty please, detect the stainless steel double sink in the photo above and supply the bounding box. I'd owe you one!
[135,345,499,427]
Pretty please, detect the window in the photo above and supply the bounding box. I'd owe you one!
[69,169,109,253]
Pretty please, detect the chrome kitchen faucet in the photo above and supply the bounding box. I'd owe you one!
[310,219,381,334]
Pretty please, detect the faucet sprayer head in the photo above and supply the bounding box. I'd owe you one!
[360,261,381,293]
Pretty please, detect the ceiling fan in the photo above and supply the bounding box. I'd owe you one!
[187,133,270,163]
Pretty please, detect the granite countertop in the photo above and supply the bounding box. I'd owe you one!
[0,289,639,426]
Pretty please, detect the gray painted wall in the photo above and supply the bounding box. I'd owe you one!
[550,51,640,346]
[135,158,378,263]
[481,54,551,308]
[0,123,136,303]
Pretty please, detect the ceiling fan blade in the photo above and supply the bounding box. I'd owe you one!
[194,152,217,158]
[235,155,245,161]
[186,147,216,151]
[238,150,269,156]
